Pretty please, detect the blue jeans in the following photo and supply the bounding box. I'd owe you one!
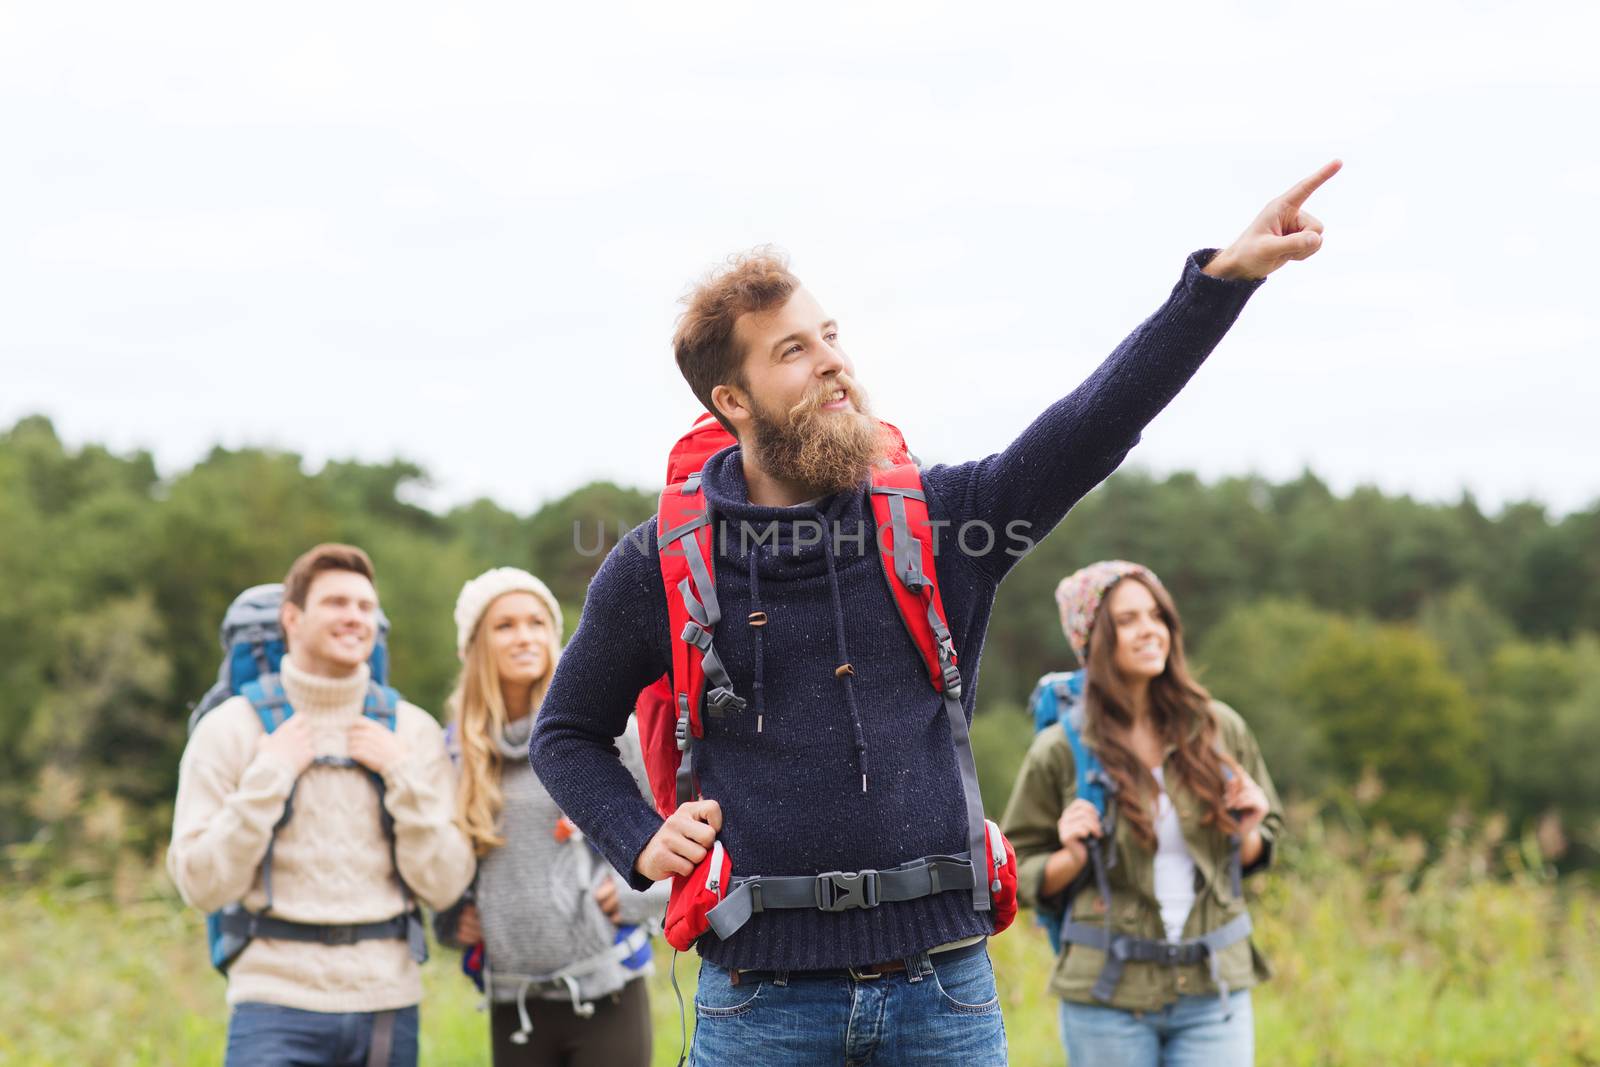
[690,945,1007,1066]
[223,1002,419,1067]
[1060,990,1253,1067]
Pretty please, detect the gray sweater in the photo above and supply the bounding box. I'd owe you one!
[471,715,668,1003]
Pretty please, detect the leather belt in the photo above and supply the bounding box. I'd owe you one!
[728,937,987,986]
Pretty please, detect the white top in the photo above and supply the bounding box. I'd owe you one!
[1151,767,1197,942]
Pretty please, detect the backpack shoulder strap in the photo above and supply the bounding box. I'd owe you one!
[241,674,293,734]
[355,681,420,906]
[1057,672,1110,817]
[657,472,746,809]
[236,672,298,910]
[363,682,401,731]
[867,463,960,696]
[867,463,988,911]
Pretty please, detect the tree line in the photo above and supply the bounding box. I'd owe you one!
[3,413,1596,878]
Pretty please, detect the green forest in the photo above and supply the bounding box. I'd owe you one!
[6,411,1600,1063]
[3,409,1599,879]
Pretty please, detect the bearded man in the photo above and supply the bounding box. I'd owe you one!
[531,161,1340,1065]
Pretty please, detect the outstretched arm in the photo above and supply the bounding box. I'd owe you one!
[924,161,1341,582]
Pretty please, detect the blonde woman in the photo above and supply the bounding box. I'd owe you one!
[440,568,665,1067]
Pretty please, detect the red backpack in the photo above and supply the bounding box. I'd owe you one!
[635,414,1017,951]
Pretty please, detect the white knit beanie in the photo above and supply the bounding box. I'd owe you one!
[454,567,564,659]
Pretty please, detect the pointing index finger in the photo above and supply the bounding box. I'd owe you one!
[1282,158,1343,208]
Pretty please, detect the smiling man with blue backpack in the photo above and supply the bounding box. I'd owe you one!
[168,543,474,1067]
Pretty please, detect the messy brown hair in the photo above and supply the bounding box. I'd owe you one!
[282,543,376,609]
[1083,575,1241,850]
[673,247,800,436]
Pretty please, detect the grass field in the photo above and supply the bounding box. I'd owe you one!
[4,825,1597,1066]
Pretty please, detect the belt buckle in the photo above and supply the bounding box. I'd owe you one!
[847,963,886,981]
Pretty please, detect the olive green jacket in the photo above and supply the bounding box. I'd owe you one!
[1000,700,1284,1011]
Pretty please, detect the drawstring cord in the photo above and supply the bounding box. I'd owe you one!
[508,972,597,1046]
[746,547,766,734]
[818,532,870,792]
[510,978,533,1045]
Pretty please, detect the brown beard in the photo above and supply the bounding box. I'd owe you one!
[746,375,888,497]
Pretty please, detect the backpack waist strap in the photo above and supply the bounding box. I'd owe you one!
[705,852,977,940]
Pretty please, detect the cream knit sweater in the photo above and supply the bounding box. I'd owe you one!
[168,657,475,1012]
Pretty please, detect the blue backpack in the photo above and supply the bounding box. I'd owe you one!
[190,584,426,974]
[1027,669,1111,953]
[189,584,391,731]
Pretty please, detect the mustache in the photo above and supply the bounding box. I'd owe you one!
[787,375,862,422]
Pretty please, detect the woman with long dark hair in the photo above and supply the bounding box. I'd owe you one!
[1002,561,1283,1066]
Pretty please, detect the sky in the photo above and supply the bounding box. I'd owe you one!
[3,0,1597,518]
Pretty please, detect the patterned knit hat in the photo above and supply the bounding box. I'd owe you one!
[1054,560,1166,665]
[454,567,564,659]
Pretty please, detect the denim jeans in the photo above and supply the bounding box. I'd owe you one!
[1060,990,1253,1067]
[690,945,1007,1066]
[223,1002,419,1067]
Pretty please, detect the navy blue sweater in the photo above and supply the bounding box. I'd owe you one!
[530,251,1262,972]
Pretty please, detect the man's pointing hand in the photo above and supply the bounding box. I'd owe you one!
[1205,159,1342,281]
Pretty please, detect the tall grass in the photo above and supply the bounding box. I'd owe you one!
[3,816,1595,1066]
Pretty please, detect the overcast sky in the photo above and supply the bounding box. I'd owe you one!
[3,1,1596,518]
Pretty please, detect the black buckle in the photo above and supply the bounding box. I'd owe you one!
[940,663,963,701]
[321,924,358,946]
[1162,943,1182,964]
[815,870,880,912]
